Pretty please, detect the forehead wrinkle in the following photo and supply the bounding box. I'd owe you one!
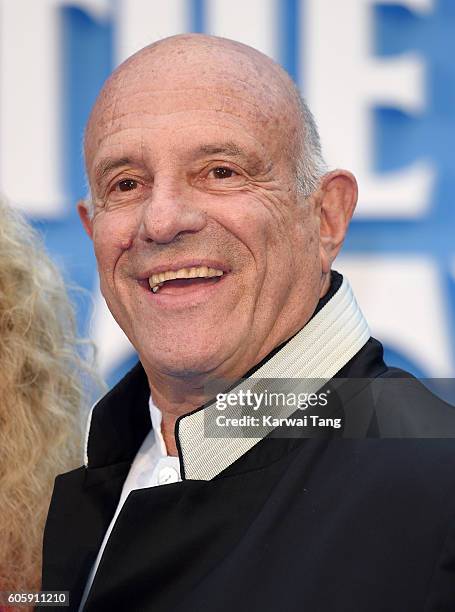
[95,121,270,156]
[91,107,273,154]
[91,90,275,133]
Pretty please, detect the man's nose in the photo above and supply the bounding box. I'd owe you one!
[138,183,206,244]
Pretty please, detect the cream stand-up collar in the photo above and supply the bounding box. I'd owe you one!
[177,276,370,480]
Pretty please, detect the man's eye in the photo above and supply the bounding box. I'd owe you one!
[116,179,138,192]
[210,167,236,179]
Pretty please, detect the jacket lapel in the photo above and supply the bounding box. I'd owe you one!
[41,463,130,611]
[42,363,152,610]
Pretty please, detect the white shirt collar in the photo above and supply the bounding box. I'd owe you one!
[148,395,168,456]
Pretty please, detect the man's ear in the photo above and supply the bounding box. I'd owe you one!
[77,200,93,239]
[317,170,358,274]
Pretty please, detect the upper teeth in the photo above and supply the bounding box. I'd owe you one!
[148,266,224,292]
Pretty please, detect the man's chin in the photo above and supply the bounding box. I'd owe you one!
[139,344,234,381]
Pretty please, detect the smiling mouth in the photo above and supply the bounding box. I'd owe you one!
[148,266,225,294]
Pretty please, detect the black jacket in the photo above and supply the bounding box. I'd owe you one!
[41,336,455,612]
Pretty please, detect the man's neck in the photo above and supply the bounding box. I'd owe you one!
[147,381,209,456]
[145,320,309,456]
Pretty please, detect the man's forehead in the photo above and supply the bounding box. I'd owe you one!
[88,86,275,141]
[84,34,300,167]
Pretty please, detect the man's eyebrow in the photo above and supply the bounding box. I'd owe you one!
[93,157,134,184]
[195,143,247,158]
[194,142,266,174]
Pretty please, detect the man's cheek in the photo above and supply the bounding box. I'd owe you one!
[94,248,120,293]
[94,246,114,274]
[92,227,125,269]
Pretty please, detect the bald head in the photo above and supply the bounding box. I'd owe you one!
[84,34,324,203]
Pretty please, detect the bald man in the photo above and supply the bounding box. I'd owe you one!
[42,35,455,612]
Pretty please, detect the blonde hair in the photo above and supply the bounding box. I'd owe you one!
[0,200,97,599]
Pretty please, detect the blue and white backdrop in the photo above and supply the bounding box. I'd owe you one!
[1,0,454,387]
